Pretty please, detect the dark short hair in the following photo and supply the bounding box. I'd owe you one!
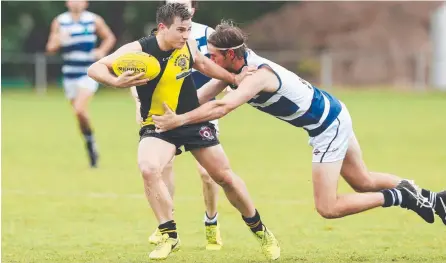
[163,1,198,9]
[208,20,247,58]
[156,2,192,27]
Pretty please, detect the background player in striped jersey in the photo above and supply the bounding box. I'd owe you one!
[46,0,116,168]
[130,0,224,250]
[153,21,446,226]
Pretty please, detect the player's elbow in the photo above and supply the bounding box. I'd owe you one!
[46,44,58,54]
[87,64,94,78]
[216,101,235,117]
[216,107,229,118]
[224,104,236,115]
[87,63,99,80]
[106,33,117,47]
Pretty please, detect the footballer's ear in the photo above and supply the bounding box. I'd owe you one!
[227,49,236,59]
[158,23,167,31]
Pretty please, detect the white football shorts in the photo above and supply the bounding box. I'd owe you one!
[63,75,99,100]
[308,102,353,163]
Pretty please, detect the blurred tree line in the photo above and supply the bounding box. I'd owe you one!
[1,1,286,54]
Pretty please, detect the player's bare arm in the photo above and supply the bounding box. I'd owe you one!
[153,67,279,132]
[92,15,116,59]
[87,41,149,88]
[46,19,63,54]
[182,68,278,123]
[197,79,228,104]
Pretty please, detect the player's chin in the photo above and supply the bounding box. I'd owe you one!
[176,42,186,49]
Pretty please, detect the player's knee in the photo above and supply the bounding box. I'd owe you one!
[209,167,234,187]
[139,161,161,182]
[315,203,342,219]
[164,159,174,171]
[316,207,340,219]
[73,105,87,118]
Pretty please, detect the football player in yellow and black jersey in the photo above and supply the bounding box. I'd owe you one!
[132,1,225,251]
[88,2,279,260]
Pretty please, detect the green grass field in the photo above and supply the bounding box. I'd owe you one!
[2,88,446,263]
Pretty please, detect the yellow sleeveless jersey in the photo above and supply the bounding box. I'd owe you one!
[137,36,199,126]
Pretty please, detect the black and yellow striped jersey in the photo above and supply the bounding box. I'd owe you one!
[137,36,199,126]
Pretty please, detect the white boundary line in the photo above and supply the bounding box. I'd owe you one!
[2,190,310,205]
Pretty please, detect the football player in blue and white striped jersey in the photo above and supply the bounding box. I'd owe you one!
[46,0,116,167]
[153,21,446,226]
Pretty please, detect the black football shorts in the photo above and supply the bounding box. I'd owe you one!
[139,122,220,155]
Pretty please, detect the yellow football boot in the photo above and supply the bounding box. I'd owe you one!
[253,226,280,260]
[148,228,163,245]
[148,233,181,260]
[205,222,223,250]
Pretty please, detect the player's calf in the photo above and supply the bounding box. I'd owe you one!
[74,111,98,168]
[199,166,220,222]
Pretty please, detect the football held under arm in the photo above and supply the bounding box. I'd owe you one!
[87,41,149,88]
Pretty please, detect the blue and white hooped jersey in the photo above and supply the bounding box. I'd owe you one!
[57,11,97,79]
[241,49,342,137]
[190,22,215,89]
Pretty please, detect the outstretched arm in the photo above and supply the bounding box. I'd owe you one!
[153,68,280,132]
[197,79,228,104]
